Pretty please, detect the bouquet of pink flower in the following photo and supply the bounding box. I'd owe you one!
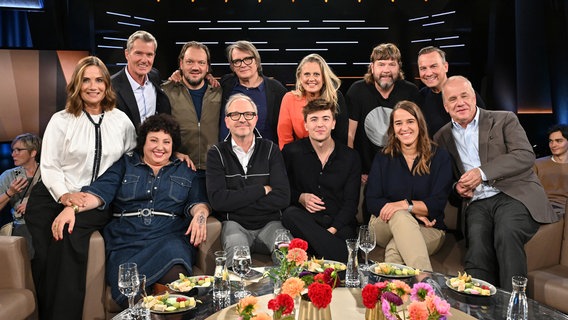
[362,281,451,320]
[267,238,309,283]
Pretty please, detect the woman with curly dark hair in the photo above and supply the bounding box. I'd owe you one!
[366,100,452,271]
[53,114,210,308]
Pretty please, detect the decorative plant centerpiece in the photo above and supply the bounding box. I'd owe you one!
[362,281,451,320]
[267,238,309,284]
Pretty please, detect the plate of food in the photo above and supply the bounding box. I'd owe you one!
[369,262,420,278]
[304,258,347,273]
[446,272,496,296]
[143,293,198,313]
[166,274,213,293]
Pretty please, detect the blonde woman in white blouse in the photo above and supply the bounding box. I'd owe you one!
[25,56,136,320]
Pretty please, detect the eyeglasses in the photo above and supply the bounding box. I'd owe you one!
[11,148,30,153]
[230,56,254,67]
[226,111,257,121]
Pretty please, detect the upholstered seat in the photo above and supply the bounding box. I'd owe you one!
[0,236,37,320]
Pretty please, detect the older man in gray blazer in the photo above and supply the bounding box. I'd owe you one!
[434,76,558,291]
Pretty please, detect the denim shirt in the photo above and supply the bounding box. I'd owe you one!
[82,152,205,216]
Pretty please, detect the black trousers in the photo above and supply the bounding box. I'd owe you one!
[25,181,110,320]
[464,192,540,291]
[282,205,355,262]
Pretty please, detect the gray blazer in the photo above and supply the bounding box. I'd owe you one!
[434,108,557,225]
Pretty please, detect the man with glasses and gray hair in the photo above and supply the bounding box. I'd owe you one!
[219,41,287,144]
[112,30,172,129]
[206,93,290,263]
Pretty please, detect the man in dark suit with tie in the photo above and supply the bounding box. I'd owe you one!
[434,76,558,291]
[111,30,171,129]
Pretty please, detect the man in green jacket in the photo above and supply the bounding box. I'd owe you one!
[162,41,222,201]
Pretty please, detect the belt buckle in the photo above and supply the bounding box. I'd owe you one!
[139,208,153,225]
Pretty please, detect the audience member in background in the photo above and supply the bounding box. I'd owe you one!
[278,53,348,149]
[206,94,290,263]
[534,124,568,218]
[112,30,171,129]
[0,133,41,256]
[434,76,558,291]
[25,56,137,320]
[219,41,287,144]
[417,46,485,137]
[162,41,222,201]
[366,101,452,271]
[346,43,420,222]
[282,99,360,262]
[52,114,210,306]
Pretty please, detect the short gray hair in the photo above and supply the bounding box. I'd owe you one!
[225,93,258,114]
[126,30,157,52]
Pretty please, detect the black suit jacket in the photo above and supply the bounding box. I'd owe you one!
[111,68,171,128]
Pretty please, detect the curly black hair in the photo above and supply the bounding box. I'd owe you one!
[135,114,181,157]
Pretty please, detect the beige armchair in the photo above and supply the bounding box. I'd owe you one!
[0,236,37,320]
[83,216,222,320]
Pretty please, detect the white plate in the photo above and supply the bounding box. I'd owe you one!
[304,259,347,273]
[147,294,197,314]
[369,262,419,278]
[445,277,497,296]
[166,275,213,293]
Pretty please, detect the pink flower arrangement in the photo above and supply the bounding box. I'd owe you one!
[362,281,451,320]
[268,238,309,283]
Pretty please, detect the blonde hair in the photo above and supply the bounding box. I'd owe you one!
[294,54,341,106]
[383,100,434,175]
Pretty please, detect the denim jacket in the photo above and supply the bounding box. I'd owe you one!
[83,152,205,216]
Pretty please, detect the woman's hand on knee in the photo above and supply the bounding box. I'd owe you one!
[52,207,76,240]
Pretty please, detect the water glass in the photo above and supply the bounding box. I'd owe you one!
[345,239,360,287]
[118,262,139,319]
[273,229,292,264]
[232,245,252,299]
[358,224,376,271]
[133,274,150,319]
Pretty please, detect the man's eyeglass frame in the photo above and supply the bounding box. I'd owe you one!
[231,56,255,67]
[226,112,257,121]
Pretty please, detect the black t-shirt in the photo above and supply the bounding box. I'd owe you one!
[420,86,486,138]
[346,79,420,173]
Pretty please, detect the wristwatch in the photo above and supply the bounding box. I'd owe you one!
[406,199,414,213]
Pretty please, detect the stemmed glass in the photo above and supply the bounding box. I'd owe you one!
[232,245,252,299]
[358,225,376,271]
[273,229,292,263]
[118,262,139,318]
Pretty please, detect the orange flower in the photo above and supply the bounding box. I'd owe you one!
[286,248,308,266]
[281,277,305,298]
[236,295,259,317]
[407,301,429,320]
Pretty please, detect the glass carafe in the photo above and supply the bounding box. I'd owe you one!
[345,238,360,287]
[213,251,231,305]
[506,275,528,320]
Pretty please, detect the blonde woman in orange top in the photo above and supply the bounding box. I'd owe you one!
[277,54,348,149]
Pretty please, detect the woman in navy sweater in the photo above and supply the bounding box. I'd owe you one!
[366,100,452,271]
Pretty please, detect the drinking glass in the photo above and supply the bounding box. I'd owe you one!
[273,229,292,263]
[232,245,252,299]
[132,274,149,319]
[118,262,139,318]
[358,224,376,271]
